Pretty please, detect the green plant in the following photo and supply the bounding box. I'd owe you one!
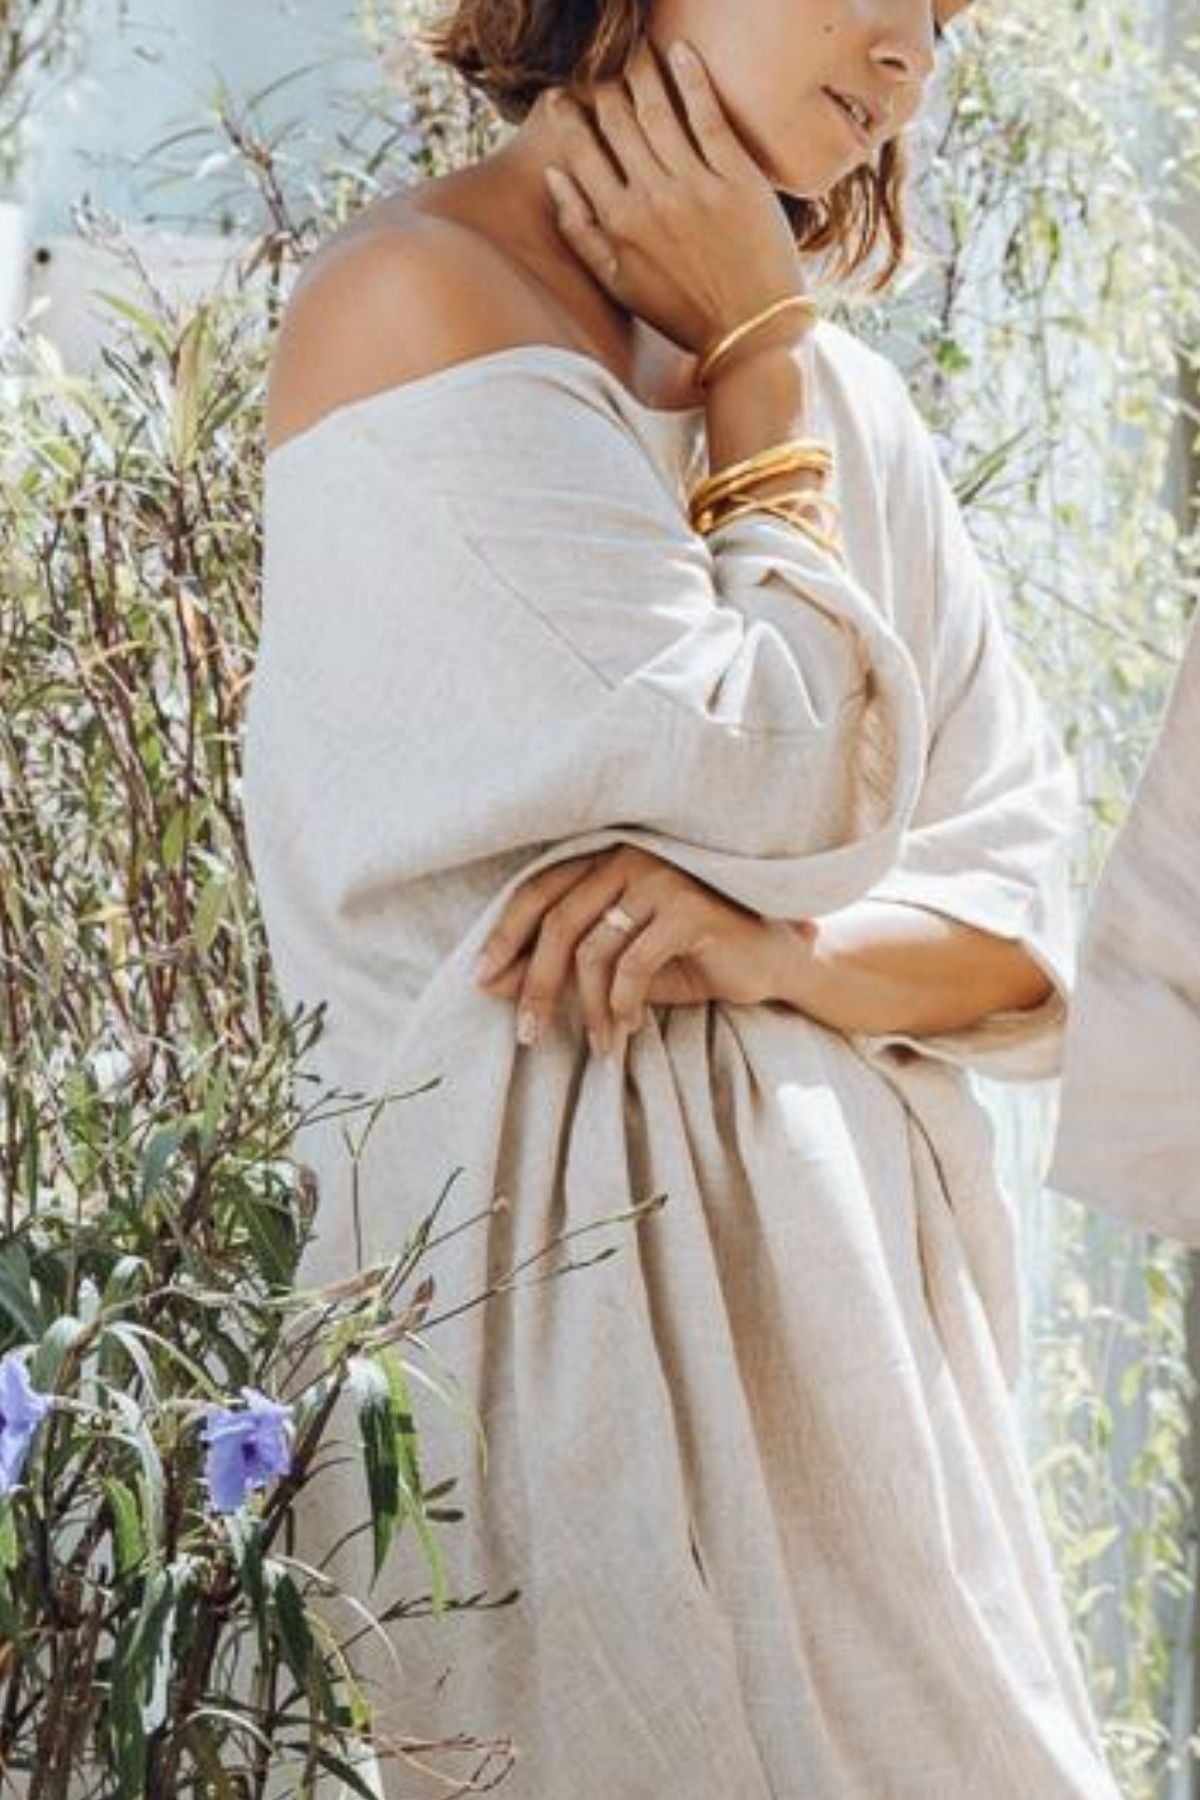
[0,271,657,1794]
[0,0,88,192]
[0,277,436,1791]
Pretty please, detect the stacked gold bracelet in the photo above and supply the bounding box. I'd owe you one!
[687,438,843,562]
[689,294,841,560]
[688,439,831,527]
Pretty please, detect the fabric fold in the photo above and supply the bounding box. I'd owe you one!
[846,359,1076,1081]
[243,328,1117,1799]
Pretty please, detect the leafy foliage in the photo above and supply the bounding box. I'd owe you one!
[0,226,530,1796]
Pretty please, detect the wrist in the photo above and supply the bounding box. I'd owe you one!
[703,336,814,476]
[702,323,813,396]
[699,295,817,387]
[770,917,836,1015]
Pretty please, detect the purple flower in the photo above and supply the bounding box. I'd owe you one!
[0,1351,53,1494]
[201,1386,294,1514]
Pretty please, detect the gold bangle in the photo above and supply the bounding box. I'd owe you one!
[692,441,832,501]
[696,489,845,561]
[690,480,833,534]
[691,436,832,491]
[690,459,830,524]
[687,438,832,525]
[696,294,819,388]
[691,485,836,535]
[695,489,839,534]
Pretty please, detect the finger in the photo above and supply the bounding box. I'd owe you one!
[515,866,627,1046]
[544,165,624,291]
[475,854,601,982]
[623,36,702,176]
[664,39,751,180]
[475,955,528,999]
[547,89,629,224]
[573,902,647,1054]
[591,74,671,186]
[610,910,700,1032]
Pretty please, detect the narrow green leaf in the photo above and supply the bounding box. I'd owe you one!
[30,1313,88,1390]
[194,874,231,953]
[0,1495,18,1575]
[380,1346,449,1616]
[91,290,175,357]
[171,308,210,468]
[309,1745,387,1799]
[1063,1525,1121,1571]
[102,1318,217,1398]
[241,1194,297,1288]
[101,1477,146,1579]
[225,1509,267,1620]
[348,1355,400,1580]
[267,1565,337,1720]
[0,1242,42,1338]
[107,1388,166,1549]
[139,1122,187,1204]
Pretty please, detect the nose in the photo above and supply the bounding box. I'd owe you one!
[869,8,938,87]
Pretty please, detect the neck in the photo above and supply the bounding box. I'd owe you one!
[460,104,701,400]
[483,107,632,306]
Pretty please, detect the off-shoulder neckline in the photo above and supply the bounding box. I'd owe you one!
[264,340,707,470]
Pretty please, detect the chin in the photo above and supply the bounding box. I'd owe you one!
[763,149,868,203]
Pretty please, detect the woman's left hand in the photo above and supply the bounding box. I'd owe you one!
[473,845,807,1055]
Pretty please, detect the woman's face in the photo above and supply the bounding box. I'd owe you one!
[645,0,970,197]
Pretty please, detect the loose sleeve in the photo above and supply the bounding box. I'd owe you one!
[850,367,1078,1082]
[248,362,929,956]
[1048,611,1200,1239]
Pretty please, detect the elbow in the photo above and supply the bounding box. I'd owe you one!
[886,936,1057,1036]
[1000,946,1056,1015]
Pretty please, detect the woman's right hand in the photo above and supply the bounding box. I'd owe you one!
[539,35,809,361]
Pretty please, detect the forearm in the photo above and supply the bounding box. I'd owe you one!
[706,330,1055,1037]
[772,900,1054,1036]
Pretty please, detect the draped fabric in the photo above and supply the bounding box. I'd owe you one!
[1050,609,1200,1239]
[242,325,1119,1798]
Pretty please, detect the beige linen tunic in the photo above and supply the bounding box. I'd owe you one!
[1050,610,1200,1239]
[242,325,1121,1798]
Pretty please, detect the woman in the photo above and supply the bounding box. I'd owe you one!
[1050,610,1200,1238]
[244,2,1122,1794]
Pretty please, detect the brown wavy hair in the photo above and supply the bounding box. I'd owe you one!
[417,0,909,291]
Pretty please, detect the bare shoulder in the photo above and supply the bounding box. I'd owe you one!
[264,211,551,456]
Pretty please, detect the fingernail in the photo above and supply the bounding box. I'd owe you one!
[587,1029,602,1057]
[517,1007,540,1046]
[544,166,569,198]
[475,949,498,981]
[670,39,695,67]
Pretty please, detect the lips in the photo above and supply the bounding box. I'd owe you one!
[822,85,876,149]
